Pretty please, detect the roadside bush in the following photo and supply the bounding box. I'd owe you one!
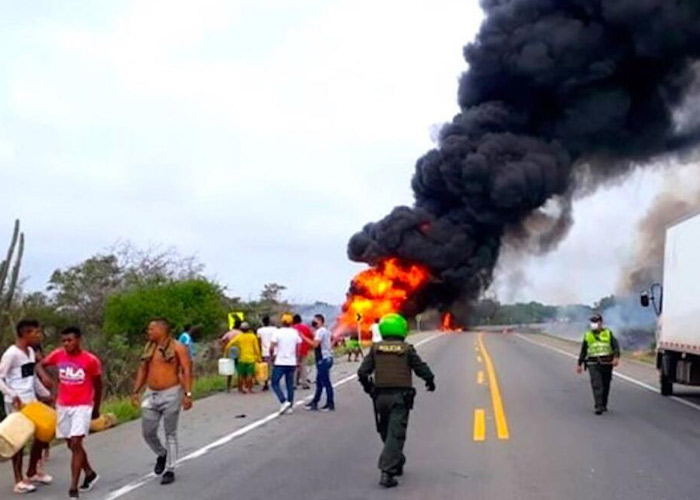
[103,279,227,343]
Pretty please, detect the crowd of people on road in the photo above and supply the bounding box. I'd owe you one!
[0,309,624,495]
[0,310,345,497]
[218,312,336,414]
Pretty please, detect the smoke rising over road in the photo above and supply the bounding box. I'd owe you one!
[348,0,700,313]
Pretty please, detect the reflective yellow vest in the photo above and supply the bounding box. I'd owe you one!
[585,329,613,357]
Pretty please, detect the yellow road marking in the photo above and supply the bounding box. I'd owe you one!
[478,333,510,440]
[473,409,486,441]
[477,370,484,385]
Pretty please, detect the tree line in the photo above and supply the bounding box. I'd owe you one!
[0,221,292,399]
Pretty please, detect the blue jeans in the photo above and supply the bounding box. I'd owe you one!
[311,357,334,408]
[272,365,296,404]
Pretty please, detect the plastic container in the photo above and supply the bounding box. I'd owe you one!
[0,413,36,458]
[90,413,118,433]
[255,362,269,383]
[21,401,57,443]
[218,358,235,376]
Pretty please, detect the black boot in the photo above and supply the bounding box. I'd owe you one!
[395,458,405,476]
[154,455,167,475]
[161,471,175,485]
[379,472,398,488]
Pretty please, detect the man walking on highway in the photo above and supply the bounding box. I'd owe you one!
[303,314,335,412]
[42,327,102,499]
[227,322,262,394]
[292,314,313,390]
[0,319,54,494]
[576,313,620,415]
[178,324,197,385]
[270,313,301,415]
[132,318,193,485]
[221,317,243,393]
[358,313,435,488]
[257,315,277,391]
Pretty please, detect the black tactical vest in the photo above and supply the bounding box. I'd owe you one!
[374,340,412,388]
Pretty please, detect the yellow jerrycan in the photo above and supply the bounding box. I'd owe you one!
[21,401,57,443]
[255,362,269,384]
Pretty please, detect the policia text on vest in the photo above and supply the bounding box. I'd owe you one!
[357,339,435,488]
[576,317,620,416]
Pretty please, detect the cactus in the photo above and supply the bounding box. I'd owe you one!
[0,219,24,335]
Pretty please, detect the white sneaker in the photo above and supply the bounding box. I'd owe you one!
[28,472,53,485]
[14,481,37,494]
[278,401,292,415]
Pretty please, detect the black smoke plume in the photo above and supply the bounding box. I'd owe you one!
[348,0,700,313]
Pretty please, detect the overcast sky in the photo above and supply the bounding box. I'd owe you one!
[0,0,682,306]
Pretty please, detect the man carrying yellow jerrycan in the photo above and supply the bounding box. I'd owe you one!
[0,319,55,494]
[226,322,268,393]
[1,322,105,499]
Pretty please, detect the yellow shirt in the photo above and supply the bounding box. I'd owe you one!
[229,332,261,364]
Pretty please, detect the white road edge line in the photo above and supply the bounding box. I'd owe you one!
[514,333,700,413]
[102,332,444,500]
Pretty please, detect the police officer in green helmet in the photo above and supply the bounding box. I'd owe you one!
[576,313,620,415]
[357,313,435,488]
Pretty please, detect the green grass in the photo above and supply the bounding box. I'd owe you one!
[192,374,227,398]
[102,397,142,423]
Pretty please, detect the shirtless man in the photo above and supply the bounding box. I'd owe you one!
[131,318,193,485]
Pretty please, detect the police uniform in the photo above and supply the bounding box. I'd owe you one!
[578,322,620,414]
[358,334,434,487]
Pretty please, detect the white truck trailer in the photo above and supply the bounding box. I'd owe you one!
[642,210,700,395]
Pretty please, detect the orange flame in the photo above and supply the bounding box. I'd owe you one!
[338,259,430,340]
[442,312,454,330]
[441,312,463,332]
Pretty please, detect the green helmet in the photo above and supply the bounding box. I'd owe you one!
[379,313,408,339]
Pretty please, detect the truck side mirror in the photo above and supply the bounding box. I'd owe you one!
[640,292,650,308]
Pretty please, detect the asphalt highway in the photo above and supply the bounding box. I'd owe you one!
[5,331,700,500]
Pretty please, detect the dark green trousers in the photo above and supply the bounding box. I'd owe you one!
[375,391,410,474]
[588,363,613,410]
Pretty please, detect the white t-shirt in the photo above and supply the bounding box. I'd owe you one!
[314,327,333,360]
[271,327,301,366]
[257,326,277,357]
[371,324,383,343]
[0,345,48,404]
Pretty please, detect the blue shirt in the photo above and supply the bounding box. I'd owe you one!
[178,332,196,358]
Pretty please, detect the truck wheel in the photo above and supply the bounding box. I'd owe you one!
[660,373,673,396]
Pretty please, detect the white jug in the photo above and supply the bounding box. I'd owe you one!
[218,358,235,376]
[0,412,36,458]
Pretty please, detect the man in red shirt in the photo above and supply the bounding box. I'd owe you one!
[43,327,103,499]
[292,315,313,390]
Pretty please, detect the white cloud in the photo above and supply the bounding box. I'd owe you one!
[0,0,680,309]
[0,0,481,304]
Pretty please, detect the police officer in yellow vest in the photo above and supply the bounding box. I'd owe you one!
[357,313,435,488]
[576,313,620,415]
